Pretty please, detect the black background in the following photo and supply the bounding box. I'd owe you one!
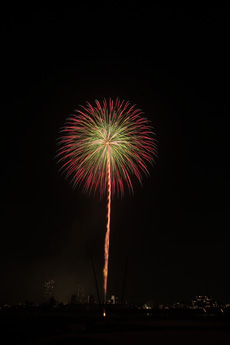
[1,4,229,306]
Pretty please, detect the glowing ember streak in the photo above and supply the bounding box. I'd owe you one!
[56,98,157,316]
[103,149,111,305]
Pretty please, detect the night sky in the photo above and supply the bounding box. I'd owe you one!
[2,5,229,306]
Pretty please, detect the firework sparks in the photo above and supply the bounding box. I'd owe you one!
[57,98,157,314]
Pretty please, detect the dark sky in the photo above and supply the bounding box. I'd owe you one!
[2,4,229,306]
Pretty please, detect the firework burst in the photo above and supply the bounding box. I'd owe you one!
[57,98,157,315]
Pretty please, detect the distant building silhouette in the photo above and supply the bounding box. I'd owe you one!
[44,279,55,301]
[70,294,77,304]
[76,284,85,303]
[110,295,118,304]
[191,295,218,309]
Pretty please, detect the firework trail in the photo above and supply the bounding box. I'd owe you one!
[57,98,157,315]
[104,149,111,306]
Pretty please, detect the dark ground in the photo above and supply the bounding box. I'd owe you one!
[1,310,230,345]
